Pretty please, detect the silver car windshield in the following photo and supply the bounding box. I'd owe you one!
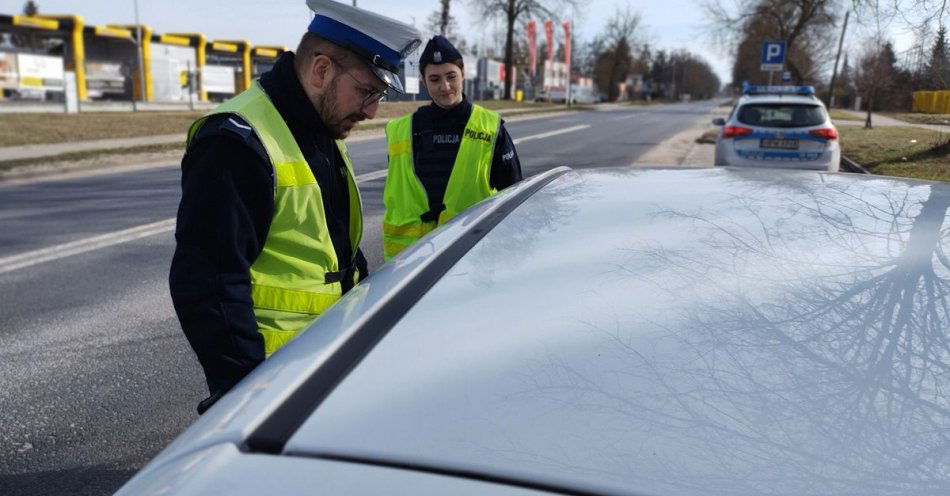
[738,103,825,128]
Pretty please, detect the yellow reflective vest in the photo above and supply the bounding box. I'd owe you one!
[187,81,363,356]
[382,104,500,260]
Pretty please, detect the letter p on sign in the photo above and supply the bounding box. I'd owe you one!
[760,41,785,71]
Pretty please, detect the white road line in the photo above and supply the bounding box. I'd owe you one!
[0,169,390,275]
[0,218,177,275]
[356,169,388,182]
[513,124,590,145]
[611,114,639,122]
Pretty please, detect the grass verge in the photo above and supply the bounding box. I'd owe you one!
[828,109,863,121]
[0,112,203,147]
[0,143,183,172]
[0,100,573,148]
[839,125,950,181]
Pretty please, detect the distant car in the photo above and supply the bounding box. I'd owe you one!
[117,167,948,496]
[534,85,597,105]
[714,85,840,171]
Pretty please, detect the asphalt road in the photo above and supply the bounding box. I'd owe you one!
[0,99,719,495]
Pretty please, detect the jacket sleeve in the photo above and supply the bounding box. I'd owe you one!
[169,128,274,400]
[490,120,523,190]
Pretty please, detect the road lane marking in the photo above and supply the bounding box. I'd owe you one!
[0,170,390,275]
[0,218,177,275]
[513,125,590,145]
[611,114,639,121]
[356,169,388,182]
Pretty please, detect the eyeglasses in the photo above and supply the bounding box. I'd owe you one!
[316,52,387,108]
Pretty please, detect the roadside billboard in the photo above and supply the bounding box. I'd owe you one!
[202,64,236,95]
[149,42,197,102]
[0,52,17,89]
[84,61,127,99]
[16,53,65,90]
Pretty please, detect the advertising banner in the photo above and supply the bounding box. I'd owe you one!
[563,22,571,69]
[544,21,554,63]
[16,53,64,89]
[150,43,197,102]
[85,61,127,99]
[203,64,236,94]
[526,21,537,77]
[0,52,17,89]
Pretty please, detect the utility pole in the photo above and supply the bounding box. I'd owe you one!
[826,10,850,107]
[133,0,146,111]
[352,0,357,6]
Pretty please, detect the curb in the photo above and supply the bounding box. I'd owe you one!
[840,155,870,174]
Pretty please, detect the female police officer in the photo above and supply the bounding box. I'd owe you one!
[382,35,522,260]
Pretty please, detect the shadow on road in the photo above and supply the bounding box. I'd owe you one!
[1,464,137,496]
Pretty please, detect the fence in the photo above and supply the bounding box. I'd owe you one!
[913,90,950,113]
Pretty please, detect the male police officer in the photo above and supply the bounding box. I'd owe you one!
[170,0,421,413]
[382,35,522,259]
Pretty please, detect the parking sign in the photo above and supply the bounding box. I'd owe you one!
[761,41,785,71]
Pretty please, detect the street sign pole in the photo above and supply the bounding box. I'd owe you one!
[761,41,786,87]
[133,0,145,111]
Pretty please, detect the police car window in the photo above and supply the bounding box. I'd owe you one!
[737,104,825,128]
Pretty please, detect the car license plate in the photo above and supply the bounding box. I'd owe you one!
[760,138,799,150]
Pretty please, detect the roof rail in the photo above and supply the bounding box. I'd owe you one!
[244,166,573,454]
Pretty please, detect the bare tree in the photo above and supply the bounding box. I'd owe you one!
[851,0,901,127]
[468,0,582,99]
[439,0,451,36]
[592,5,642,101]
[425,5,467,52]
[704,0,837,88]
[23,1,39,16]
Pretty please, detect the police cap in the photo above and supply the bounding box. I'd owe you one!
[419,35,463,71]
[306,0,422,93]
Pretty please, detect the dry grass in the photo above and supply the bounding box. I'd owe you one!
[839,125,950,181]
[0,111,203,147]
[827,109,862,121]
[0,100,566,147]
[696,129,718,144]
[0,143,183,171]
[883,112,950,126]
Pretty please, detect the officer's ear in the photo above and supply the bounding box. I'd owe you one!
[308,54,335,90]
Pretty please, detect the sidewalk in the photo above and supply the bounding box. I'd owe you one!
[0,106,577,163]
[833,109,950,133]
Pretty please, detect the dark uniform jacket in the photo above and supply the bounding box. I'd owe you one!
[410,97,522,216]
[169,52,367,409]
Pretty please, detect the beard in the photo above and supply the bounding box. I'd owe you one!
[317,76,364,139]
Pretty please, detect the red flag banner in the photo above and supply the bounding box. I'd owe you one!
[527,21,537,77]
[563,21,571,69]
[544,20,554,63]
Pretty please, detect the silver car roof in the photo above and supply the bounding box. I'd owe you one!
[289,167,950,496]
[122,167,950,496]
[737,93,822,106]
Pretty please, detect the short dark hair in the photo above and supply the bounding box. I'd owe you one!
[294,32,360,75]
[422,58,464,78]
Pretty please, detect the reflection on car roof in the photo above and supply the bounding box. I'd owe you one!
[287,168,950,496]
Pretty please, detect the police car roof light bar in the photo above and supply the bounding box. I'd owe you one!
[742,84,815,96]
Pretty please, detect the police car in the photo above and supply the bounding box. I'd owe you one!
[713,85,840,172]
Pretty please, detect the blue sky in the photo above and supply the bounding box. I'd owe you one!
[12,0,903,83]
